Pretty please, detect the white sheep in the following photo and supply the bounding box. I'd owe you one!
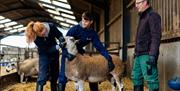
[15,58,39,83]
[64,36,125,91]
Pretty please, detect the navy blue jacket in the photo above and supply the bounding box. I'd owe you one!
[34,23,63,56]
[135,7,161,57]
[66,24,111,60]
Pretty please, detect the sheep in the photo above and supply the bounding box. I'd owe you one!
[18,58,39,83]
[21,58,39,83]
[64,36,125,91]
[6,62,16,72]
[7,58,39,83]
[5,58,39,83]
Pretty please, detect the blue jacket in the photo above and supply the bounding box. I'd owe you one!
[66,23,111,60]
[34,23,63,56]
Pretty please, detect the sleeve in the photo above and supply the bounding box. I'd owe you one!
[66,25,77,36]
[49,23,66,49]
[148,12,162,57]
[48,45,59,53]
[49,23,64,39]
[91,32,111,60]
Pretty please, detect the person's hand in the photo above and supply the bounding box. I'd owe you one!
[66,53,75,61]
[59,42,66,48]
[146,55,157,66]
[133,53,136,59]
[74,39,80,45]
[58,37,66,48]
[108,60,115,72]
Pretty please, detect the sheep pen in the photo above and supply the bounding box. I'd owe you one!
[4,58,39,83]
[0,37,150,90]
[0,38,150,91]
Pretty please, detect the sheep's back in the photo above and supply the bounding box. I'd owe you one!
[65,54,124,82]
[18,58,38,74]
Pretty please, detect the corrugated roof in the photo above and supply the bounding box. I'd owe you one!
[0,0,77,40]
[0,0,105,40]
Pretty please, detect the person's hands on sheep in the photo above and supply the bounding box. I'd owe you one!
[58,36,66,48]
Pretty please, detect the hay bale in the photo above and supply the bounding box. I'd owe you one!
[1,77,149,91]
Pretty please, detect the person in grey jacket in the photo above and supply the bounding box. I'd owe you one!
[131,0,161,91]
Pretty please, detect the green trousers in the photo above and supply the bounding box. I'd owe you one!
[131,55,159,91]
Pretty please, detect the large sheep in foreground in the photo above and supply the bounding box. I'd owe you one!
[17,58,39,83]
[64,36,125,91]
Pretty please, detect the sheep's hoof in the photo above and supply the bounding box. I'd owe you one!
[21,82,26,84]
[119,87,123,91]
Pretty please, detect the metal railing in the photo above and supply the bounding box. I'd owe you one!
[0,44,37,76]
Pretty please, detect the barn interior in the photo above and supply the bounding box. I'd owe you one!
[0,0,180,91]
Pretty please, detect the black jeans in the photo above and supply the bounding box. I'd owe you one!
[37,54,59,85]
[89,82,98,91]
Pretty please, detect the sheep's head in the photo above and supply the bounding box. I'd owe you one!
[6,62,17,72]
[65,36,78,56]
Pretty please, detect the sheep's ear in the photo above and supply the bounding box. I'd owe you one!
[69,36,74,39]
[64,37,68,41]
[74,40,79,43]
[65,36,72,41]
[69,37,75,42]
[65,36,72,39]
[70,38,76,42]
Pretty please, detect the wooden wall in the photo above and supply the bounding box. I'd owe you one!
[98,0,122,50]
[128,0,180,43]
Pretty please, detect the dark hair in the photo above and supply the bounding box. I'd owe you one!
[146,0,150,4]
[82,11,93,21]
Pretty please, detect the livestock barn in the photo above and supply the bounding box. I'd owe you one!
[0,0,180,91]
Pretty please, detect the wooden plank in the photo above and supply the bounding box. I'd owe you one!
[172,0,176,30]
[178,0,180,29]
[167,0,169,32]
[159,0,162,15]
[152,0,154,9]
[161,0,165,32]
[126,0,135,9]
[107,12,121,26]
[170,0,172,31]
[162,0,165,32]
[165,0,168,32]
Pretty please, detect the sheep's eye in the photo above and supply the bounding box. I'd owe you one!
[70,38,75,42]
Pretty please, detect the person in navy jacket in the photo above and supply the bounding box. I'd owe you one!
[58,11,115,91]
[26,21,66,91]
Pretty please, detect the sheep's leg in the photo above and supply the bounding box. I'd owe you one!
[74,81,79,91]
[77,80,84,91]
[116,80,123,91]
[112,75,123,91]
[25,77,28,83]
[20,73,25,83]
[110,77,116,91]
